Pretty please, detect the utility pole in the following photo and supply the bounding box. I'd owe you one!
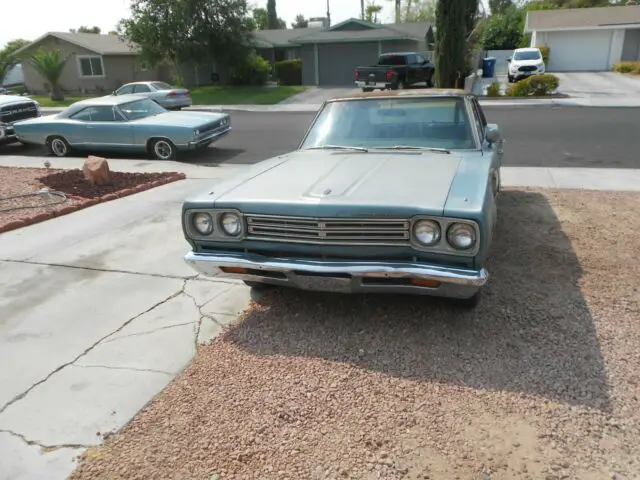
[395,0,401,23]
[327,0,331,26]
[361,0,365,19]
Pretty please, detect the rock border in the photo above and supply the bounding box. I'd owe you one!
[0,171,187,234]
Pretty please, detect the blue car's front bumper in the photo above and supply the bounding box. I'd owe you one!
[184,251,488,299]
[183,126,232,150]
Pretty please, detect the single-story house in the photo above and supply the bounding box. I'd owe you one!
[254,18,435,86]
[525,4,640,71]
[14,32,174,94]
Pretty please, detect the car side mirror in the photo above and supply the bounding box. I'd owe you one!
[112,91,117,95]
[485,124,500,145]
[506,58,511,63]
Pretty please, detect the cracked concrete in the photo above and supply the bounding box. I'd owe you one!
[0,171,250,479]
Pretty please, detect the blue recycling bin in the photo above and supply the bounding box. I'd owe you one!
[482,57,496,78]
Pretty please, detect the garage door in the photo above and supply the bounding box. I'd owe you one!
[317,42,379,85]
[545,30,613,71]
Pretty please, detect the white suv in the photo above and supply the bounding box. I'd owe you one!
[507,47,546,83]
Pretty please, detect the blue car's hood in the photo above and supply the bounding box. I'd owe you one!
[202,150,472,217]
[132,111,226,128]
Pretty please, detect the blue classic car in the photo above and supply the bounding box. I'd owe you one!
[12,94,231,160]
[182,89,504,308]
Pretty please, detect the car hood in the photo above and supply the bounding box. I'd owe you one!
[511,58,542,67]
[204,150,468,217]
[0,94,36,106]
[132,111,227,128]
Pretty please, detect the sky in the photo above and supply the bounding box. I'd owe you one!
[0,0,398,50]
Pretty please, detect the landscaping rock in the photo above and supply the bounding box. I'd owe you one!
[83,156,112,186]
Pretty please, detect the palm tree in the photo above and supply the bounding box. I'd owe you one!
[29,49,70,101]
[0,50,18,86]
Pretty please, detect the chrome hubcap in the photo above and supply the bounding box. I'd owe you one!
[51,139,67,156]
[154,141,172,159]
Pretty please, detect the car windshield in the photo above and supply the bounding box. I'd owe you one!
[378,55,406,66]
[151,82,173,90]
[300,97,476,151]
[118,98,166,120]
[513,50,541,61]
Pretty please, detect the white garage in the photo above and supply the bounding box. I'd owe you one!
[525,4,640,72]
[544,30,613,72]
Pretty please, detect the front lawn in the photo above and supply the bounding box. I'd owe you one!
[189,85,306,105]
[31,85,306,108]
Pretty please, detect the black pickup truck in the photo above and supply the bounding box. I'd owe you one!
[354,52,435,92]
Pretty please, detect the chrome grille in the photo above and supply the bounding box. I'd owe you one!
[0,102,39,124]
[246,215,410,245]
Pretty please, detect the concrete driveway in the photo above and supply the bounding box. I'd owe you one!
[278,86,359,105]
[0,160,251,479]
[553,71,640,97]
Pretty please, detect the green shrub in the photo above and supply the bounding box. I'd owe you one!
[229,53,270,86]
[537,45,550,65]
[486,80,501,97]
[274,59,302,85]
[506,73,559,97]
[612,61,640,74]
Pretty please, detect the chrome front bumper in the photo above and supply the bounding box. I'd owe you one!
[186,126,231,148]
[184,251,488,299]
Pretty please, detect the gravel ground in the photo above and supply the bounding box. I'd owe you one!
[0,166,178,231]
[71,189,640,480]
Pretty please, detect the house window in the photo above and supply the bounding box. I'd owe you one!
[77,56,105,77]
[139,62,149,72]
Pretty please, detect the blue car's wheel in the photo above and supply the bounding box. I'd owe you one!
[149,138,176,160]
[46,136,71,157]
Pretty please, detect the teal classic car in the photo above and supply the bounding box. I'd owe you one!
[182,89,504,308]
[12,94,231,160]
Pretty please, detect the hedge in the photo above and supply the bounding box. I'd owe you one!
[228,53,270,86]
[275,59,302,85]
[612,61,640,74]
[506,73,559,97]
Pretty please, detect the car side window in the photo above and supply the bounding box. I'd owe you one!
[415,54,425,64]
[472,98,487,128]
[468,99,484,140]
[116,84,134,95]
[406,54,417,64]
[70,106,118,122]
[133,84,151,93]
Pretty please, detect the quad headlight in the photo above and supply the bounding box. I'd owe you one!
[447,223,476,250]
[413,220,441,246]
[220,212,242,236]
[192,212,213,235]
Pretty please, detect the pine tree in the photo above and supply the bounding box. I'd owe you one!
[434,0,469,88]
[266,0,279,29]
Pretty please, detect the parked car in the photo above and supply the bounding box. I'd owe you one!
[112,81,192,110]
[507,47,546,83]
[0,94,41,146]
[0,87,11,95]
[181,89,503,308]
[12,95,230,160]
[355,52,435,92]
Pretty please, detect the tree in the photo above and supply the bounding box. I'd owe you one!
[0,39,30,85]
[434,0,468,88]
[29,49,70,101]
[404,0,436,22]
[252,7,286,29]
[489,0,513,14]
[118,0,253,77]
[365,2,383,22]
[291,14,308,28]
[70,26,101,34]
[266,0,280,29]
[481,5,525,49]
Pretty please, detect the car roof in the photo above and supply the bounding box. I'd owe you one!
[328,88,470,102]
[71,94,148,107]
[514,47,541,52]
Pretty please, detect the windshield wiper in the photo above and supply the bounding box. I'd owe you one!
[305,145,368,152]
[375,145,451,154]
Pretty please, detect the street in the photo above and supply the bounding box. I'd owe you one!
[2,106,640,169]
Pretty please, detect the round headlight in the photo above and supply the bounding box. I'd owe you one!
[413,220,441,246]
[447,223,476,250]
[220,212,241,236]
[192,212,213,235]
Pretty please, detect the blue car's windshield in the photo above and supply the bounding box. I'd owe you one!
[300,97,476,151]
[119,99,166,121]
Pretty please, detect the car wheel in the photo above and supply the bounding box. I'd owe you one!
[149,138,176,160]
[394,80,405,90]
[362,88,374,92]
[46,136,71,157]
[507,75,514,83]
[426,71,435,88]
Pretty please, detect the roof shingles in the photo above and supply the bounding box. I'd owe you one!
[526,4,640,31]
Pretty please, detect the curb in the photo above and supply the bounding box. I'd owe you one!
[0,171,186,235]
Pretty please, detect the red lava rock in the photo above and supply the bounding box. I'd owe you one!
[83,156,112,186]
